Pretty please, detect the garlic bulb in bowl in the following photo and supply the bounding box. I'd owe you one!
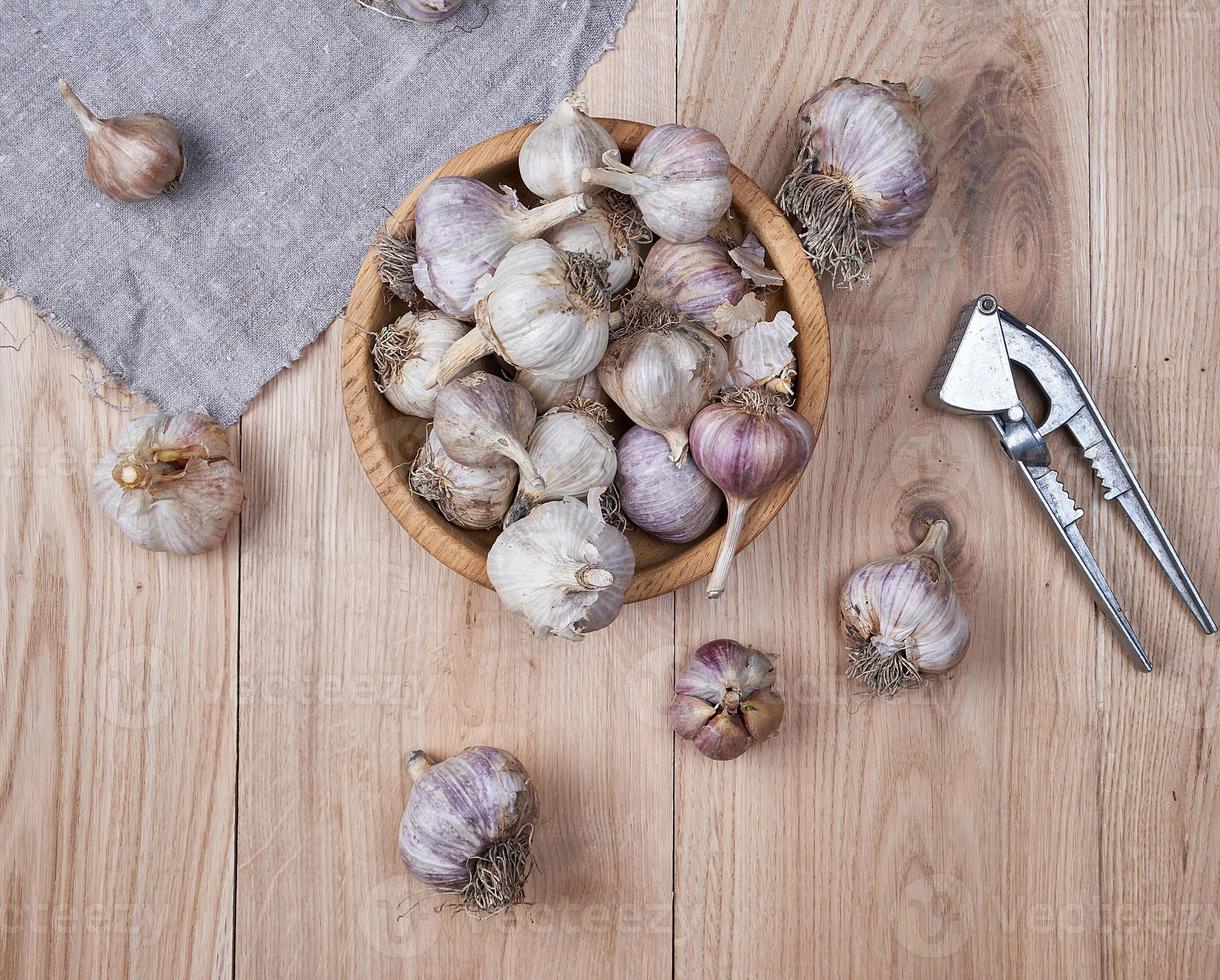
[431,372,542,490]
[373,310,472,418]
[543,203,640,295]
[93,413,243,555]
[615,425,722,543]
[409,431,516,530]
[487,494,635,641]
[630,237,751,327]
[519,93,619,200]
[514,367,604,414]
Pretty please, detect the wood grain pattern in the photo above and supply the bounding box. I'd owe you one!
[340,120,830,602]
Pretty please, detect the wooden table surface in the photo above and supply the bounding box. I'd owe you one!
[3,1,1218,976]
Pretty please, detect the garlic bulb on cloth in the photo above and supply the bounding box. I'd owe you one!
[93,413,243,554]
[582,125,733,243]
[776,77,938,288]
[669,639,785,760]
[391,0,465,21]
[520,93,619,200]
[543,203,640,295]
[839,520,969,698]
[487,495,635,640]
[431,372,542,489]
[398,746,537,917]
[435,239,612,386]
[373,310,472,418]
[58,80,184,203]
[409,431,516,530]
[412,178,589,319]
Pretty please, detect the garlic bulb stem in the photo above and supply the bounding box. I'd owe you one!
[515,193,592,238]
[406,750,433,781]
[580,165,633,196]
[433,328,493,387]
[707,500,749,598]
[58,80,99,131]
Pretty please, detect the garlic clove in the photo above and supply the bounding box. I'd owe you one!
[668,695,717,739]
[520,92,620,200]
[58,80,185,203]
[740,688,785,742]
[693,712,752,761]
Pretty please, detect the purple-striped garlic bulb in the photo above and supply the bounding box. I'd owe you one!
[582,124,732,243]
[398,746,537,917]
[412,178,589,319]
[669,639,785,760]
[776,77,938,288]
[689,389,815,597]
[628,237,756,329]
[431,372,542,491]
[615,426,722,543]
[839,520,969,698]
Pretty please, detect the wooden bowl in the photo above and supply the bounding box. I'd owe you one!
[340,119,831,603]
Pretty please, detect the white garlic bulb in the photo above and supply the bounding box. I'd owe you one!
[409,431,516,529]
[520,93,619,200]
[93,413,243,555]
[543,203,639,295]
[514,367,605,414]
[722,310,798,398]
[839,521,970,697]
[582,125,733,243]
[598,317,728,464]
[373,310,472,418]
[435,239,611,386]
[487,494,635,641]
[505,400,617,525]
[431,372,543,490]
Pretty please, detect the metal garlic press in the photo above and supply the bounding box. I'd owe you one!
[927,294,1216,670]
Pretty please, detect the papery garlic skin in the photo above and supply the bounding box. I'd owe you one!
[412,178,589,319]
[520,93,619,200]
[839,520,969,698]
[725,311,798,398]
[669,639,785,760]
[93,413,243,555]
[583,125,733,243]
[514,367,605,414]
[431,372,542,489]
[777,77,938,288]
[729,233,784,289]
[543,204,639,295]
[598,317,728,464]
[436,239,611,385]
[632,238,749,327]
[398,746,536,917]
[391,0,465,21]
[373,311,472,418]
[409,431,516,529]
[615,426,722,543]
[487,495,634,641]
[58,80,184,203]
[505,401,616,525]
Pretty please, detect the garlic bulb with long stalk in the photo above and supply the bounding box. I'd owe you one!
[514,367,605,414]
[629,237,751,328]
[58,80,184,203]
[93,413,243,554]
[412,178,590,319]
[373,310,472,418]
[487,494,635,641]
[435,239,611,386]
[409,431,516,529]
[520,93,619,200]
[669,639,785,760]
[431,372,542,489]
[598,315,728,464]
[840,520,969,698]
[689,389,815,597]
[615,426,722,543]
[776,77,938,288]
[582,125,733,243]
[504,399,617,525]
[543,203,640,295]
[398,746,536,917]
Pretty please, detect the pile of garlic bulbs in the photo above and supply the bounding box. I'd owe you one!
[374,94,808,639]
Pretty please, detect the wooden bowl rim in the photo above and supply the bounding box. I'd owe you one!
[340,118,831,603]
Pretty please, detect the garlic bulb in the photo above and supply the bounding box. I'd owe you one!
[729,233,784,289]
[412,178,589,319]
[431,372,542,489]
[669,639,785,760]
[776,77,938,288]
[840,520,969,698]
[487,495,635,641]
[391,0,465,21]
[505,400,617,525]
[598,317,728,464]
[373,310,472,418]
[543,203,640,295]
[723,311,798,398]
[398,746,536,917]
[630,237,750,327]
[520,93,619,200]
[58,80,184,203]
[615,426,722,543]
[514,367,605,414]
[409,431,516,529]
[583,125,733,243]
[436,239,611,386]
[93,413,243,554]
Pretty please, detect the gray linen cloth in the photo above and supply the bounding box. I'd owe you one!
[0,0,635,424]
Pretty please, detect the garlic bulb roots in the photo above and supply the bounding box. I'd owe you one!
[373,227,417,303]
[543,202,640,295]
[839,520,969,698]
